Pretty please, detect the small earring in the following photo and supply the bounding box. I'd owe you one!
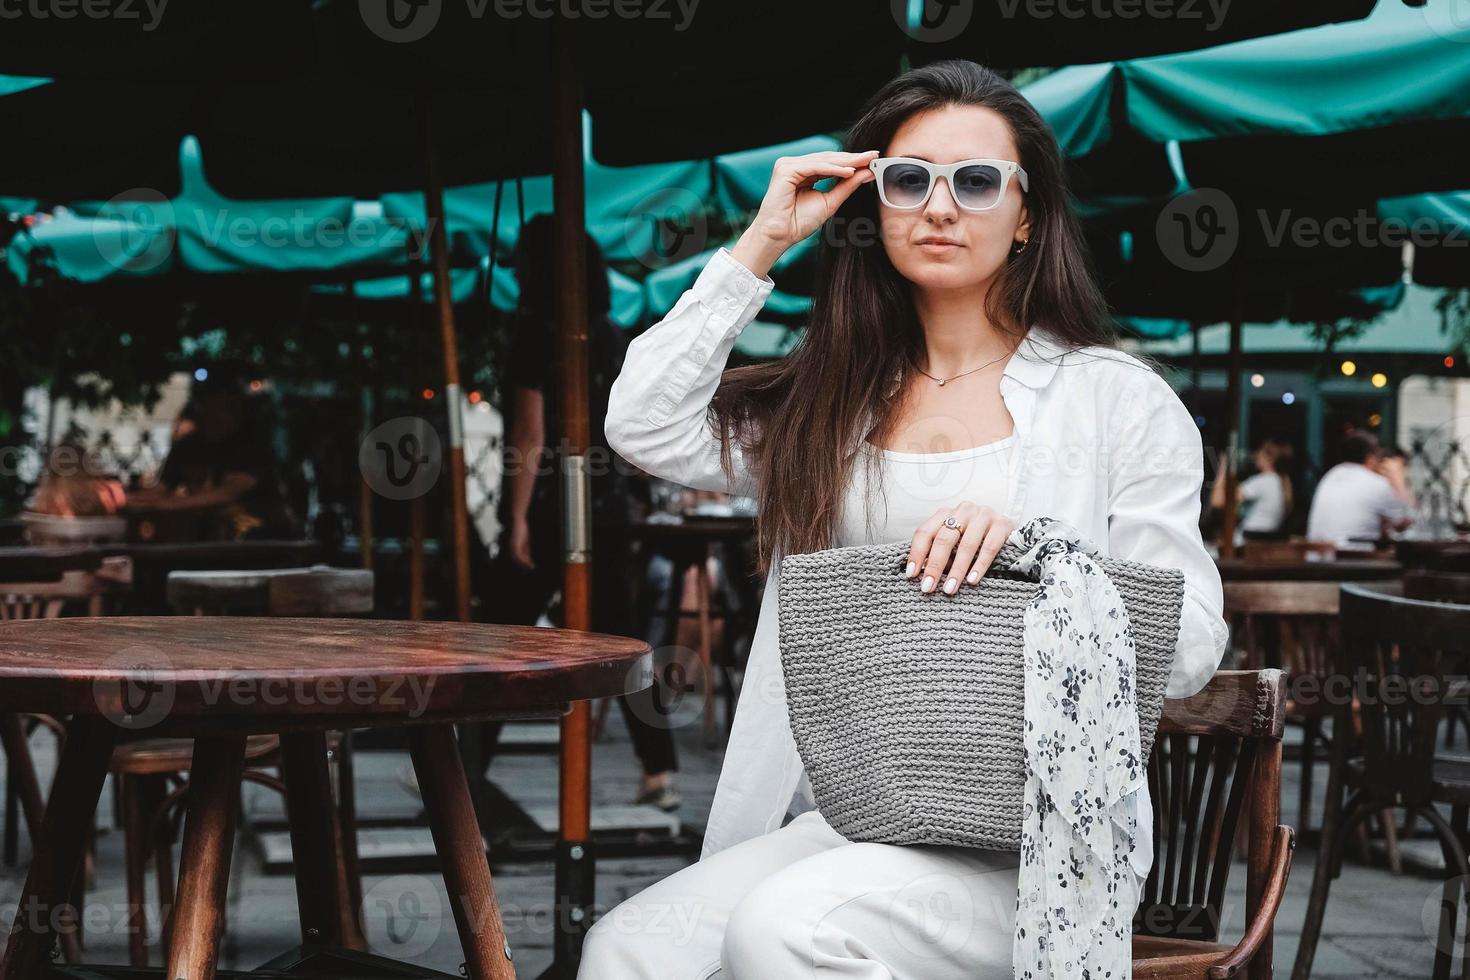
[1012,238,1030,255]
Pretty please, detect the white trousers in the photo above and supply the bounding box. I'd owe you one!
[577,808,1021,979]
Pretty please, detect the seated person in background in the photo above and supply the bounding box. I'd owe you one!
[1306,430,1413,548]
[28,441,127,518]
[126,375,297,541]
[1211,437,1294,546]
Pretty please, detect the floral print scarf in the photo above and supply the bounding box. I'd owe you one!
[1005,517,1151,979]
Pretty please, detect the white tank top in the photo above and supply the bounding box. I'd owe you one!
[833,432,1017,547]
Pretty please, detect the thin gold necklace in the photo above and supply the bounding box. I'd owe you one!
[910,343,1018,387]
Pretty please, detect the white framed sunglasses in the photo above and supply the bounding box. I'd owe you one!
[868,157,1029,213]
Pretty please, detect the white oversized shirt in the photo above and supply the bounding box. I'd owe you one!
[604,246,1231,861]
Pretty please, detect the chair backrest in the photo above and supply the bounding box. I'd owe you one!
[167,565,374,617]
[0,556,133,619]
[1134,669,1286,946]
[1404,570,1470,605]
[21,512,128,547]
[1335,583,1470,808]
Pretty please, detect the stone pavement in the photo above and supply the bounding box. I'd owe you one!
[0,715,1460,977]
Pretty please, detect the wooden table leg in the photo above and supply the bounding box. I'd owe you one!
[165,736,247,980]
[409,724,516,980]
[279,732,364,950]
[0,714,45,858]
[0,716,115,980]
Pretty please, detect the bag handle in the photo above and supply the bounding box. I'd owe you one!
[887,538,1034,582]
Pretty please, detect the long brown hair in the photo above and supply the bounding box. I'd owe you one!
[710,60,1117,573]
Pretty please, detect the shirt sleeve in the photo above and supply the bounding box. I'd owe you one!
[1374,477,1408,523]
[1237,472,1267,502]
[1107,369,1230,699]
[603,247,775,497]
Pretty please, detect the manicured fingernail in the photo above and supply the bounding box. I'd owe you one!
[921,575,935,593]
[944,577,958,594]
[904,561,916,578]
[967,569,980,584]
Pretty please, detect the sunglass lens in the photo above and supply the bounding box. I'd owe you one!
[880,163,932,208]
[953,164,1003,210]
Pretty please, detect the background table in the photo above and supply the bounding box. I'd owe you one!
[0,618,651,980]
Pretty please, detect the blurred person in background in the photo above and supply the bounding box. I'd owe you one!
[1306,430,1413,547]
[475,213,679,810]
[1211,437,1294,546]
[28,440,126,518]
[126,374,298,541]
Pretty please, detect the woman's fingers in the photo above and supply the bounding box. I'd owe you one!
[942,509,994,594]
[962,517,1014,586]
[905,506,1016,596]
[917,502,978,594]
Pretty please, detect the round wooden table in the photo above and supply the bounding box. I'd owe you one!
[0,618,651,980]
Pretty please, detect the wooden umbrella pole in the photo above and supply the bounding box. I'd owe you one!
[548,11,597,977]
[421,104,474,623]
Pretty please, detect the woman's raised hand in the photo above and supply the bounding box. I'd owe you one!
[730,150,880,279]
[904,503,1017,596]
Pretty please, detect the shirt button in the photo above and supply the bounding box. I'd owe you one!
[691,345,708,359]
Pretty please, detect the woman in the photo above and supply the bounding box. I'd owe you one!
[1211,437,1295,545]
[585,60,1228,978]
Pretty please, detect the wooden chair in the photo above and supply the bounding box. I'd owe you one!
[1131,669,1296,980]
[111,565,373,966]
[0,554,131,963]
[1292,582,1470,980]
[1223,580,1374,842]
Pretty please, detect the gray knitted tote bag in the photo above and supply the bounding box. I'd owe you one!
[777,536,1184,851]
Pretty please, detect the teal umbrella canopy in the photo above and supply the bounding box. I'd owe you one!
[6,138,425,284]
[1022,2,1470,202]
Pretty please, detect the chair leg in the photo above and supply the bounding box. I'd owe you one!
[0,717,116,980]
[152,776,177,960]
[1294,791,1379,980]
[1417,805,1470,980]
[409,724,516,980]
[165,736,248,980]
[121,775,150,967]
[1380,808,1404,875]
[1299,718,1319,835]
